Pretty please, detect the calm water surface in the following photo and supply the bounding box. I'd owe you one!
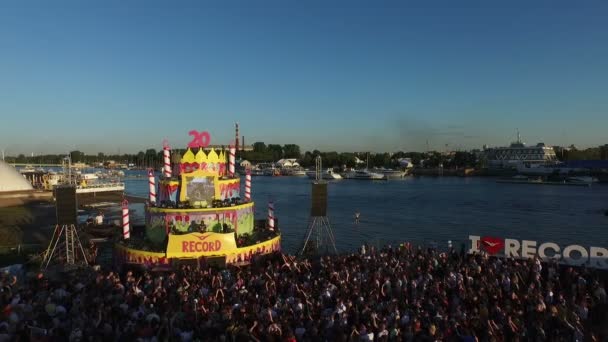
[124,173,608,253]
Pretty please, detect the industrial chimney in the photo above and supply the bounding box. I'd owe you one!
[235,122,240,157]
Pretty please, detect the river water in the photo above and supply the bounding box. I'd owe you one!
[123,172,608,253]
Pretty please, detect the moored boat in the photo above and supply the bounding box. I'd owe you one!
[306,168,342,180]
[343,169,384,180]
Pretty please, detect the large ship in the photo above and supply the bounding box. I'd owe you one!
[482,132,558,170]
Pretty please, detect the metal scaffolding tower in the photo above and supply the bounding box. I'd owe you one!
[42,224,88,270]
[300,156,338,255]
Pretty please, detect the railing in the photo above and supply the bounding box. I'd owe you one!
[76,182,125,190]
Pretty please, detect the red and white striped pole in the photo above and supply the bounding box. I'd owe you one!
[163,144,172,178]
[244,168,251,201]
[229,144,236,177]
[268,202,275,231]
[148,168,156,204]
[122,199,130,239]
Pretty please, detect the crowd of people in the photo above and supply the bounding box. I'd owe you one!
[1,244,607,341]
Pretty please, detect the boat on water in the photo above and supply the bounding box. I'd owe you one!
[80,173,99,180]
[375,168,407,179]
[281,167,307,176]
[497,175,592,187]
[306,169,343,180]
[263,167,281,176]
[249,168,265,176]
[19,165,36,173]
[565,176,598,184]
[343,169,385,180]
[516,162,584,176]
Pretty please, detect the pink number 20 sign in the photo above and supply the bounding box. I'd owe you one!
[187,130,211,148]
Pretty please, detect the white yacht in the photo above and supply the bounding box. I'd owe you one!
[306,169,342,180]
[566,176,598,184]
[19,165,36,174]
[375,168,407,179]
[281,167,307,176]
[343,169,384,180]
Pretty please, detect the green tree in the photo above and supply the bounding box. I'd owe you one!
[282,144,301,159]
[601,145,608,160]
[339,153,356,168]
[252,142,267,153]
[267,144,283,161]
[69,150,84,163]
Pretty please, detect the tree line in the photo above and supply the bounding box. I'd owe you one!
[4,143,607,169]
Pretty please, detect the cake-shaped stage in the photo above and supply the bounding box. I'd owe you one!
[114,130,280,268]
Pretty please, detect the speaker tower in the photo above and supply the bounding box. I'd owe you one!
[299,156,337,255]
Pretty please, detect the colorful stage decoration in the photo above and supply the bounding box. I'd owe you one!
[122,199,130,239]
[166,232,280,260]
[148,169,156,204]
[268,201,275,231]
[158,180,179,204]
[225,236,281,264]
[115,235,280,267]
[179,148,227,176]
[245,168,251,201]
[167,232,238,258]
[117,128,280,269]
[187,130,211,148]
[229,144,236,177]
[114,244,168,267]
[180,169,216,207]
[149,203,255,236]
[163,139,172,178]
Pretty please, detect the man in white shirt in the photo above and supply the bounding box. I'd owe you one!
[95,212,104,225]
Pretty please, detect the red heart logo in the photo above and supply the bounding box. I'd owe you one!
[480,236,504,255]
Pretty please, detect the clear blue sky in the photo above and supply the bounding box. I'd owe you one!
[1,0,607,155]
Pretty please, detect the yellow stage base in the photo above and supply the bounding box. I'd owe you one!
[114,233,281,268]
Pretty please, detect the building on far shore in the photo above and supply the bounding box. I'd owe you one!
[481,135,557,169]
[276,159,300,168]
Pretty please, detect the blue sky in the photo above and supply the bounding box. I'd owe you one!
[1,1,607,154]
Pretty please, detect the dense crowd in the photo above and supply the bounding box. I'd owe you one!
[1,244,607,341]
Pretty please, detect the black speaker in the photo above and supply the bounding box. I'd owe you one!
[311,182,327,216]
[55,185,77,225]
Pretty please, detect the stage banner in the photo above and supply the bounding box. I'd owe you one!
[115,244,169,266]
[225,235,281,264]
[167,232,238,258]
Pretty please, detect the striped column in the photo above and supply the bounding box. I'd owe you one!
[122,199,130,239]
[163,145,172,178]
[148,169,156,204]
[268,202,275,231]
[229,144,236,177]
[244,168,251,201]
